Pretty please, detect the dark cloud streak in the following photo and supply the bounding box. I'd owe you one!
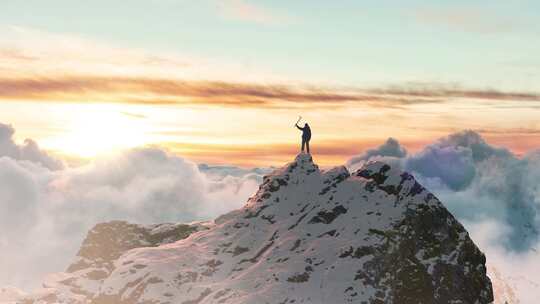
[1,76,539,108]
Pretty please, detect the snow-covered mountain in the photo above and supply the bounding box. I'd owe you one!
[22,153,493,304]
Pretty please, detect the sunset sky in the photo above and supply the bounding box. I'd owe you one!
[1,0,540,166]
[2,2,540,298]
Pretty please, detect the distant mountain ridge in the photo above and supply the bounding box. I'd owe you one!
[22,153,493,304]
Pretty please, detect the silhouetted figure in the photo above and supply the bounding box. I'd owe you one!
[295,122,311,154]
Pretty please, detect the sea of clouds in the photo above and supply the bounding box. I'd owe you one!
[0,122,539,302]
[0,123,267,290]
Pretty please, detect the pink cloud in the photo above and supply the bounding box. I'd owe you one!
[217,0,291,25]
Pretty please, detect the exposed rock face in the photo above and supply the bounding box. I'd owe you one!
[67,221,206,274]
[23,154,493,304]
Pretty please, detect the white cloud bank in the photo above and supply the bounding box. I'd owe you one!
[0,123,63,170]
[1,122,539,302]
[0,123,263,290]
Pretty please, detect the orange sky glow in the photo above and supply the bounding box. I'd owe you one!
[1,99,539,167]
[1,27,539,167]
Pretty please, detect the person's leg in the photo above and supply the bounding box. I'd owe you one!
[301,138,306,152]
[306,140,310,154]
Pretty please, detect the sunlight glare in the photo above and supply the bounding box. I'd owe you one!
[44,104,149,158]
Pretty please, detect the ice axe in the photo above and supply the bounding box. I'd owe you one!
[294,116,302,127]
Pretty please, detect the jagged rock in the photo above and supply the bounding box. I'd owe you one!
[67,221,206,273]
[24,153,493,304]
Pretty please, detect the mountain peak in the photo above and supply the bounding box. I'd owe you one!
[23,155,493,304]
[269,152,319,178]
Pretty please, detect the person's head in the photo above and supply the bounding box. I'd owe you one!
[305,123,309,127]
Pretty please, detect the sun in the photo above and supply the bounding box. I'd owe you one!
[44,103,149,158]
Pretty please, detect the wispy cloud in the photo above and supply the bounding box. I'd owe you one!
[472,128,540,135]
[0,26,266,82]
[0,48,36,62]
[412,6,518,34]
[120,111,147,119]
[1,75,539,109]
[0,75,404,108]
[367,84,540,102]
[216,0,292,25]
[1,26,539,109]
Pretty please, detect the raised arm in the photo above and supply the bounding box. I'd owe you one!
[295,123,304,131]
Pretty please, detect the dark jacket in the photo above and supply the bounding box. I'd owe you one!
[296,124,311,140]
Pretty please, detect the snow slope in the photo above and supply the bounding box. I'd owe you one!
[23,153,493,304]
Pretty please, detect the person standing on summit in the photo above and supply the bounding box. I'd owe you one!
[295,121,311,154]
